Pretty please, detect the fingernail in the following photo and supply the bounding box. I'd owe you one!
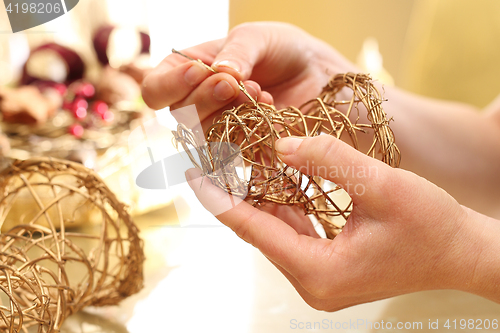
[275,137,304,155]
[213,80,236,101]
[184,62,208,86]
[212,60,241,74]
[245,85,258,99]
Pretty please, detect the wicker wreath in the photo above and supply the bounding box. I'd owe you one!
[0,157,144,332]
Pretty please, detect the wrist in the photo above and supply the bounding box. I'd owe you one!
[453,207,500,301]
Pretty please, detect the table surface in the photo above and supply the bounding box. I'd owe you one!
[59,194,500,333]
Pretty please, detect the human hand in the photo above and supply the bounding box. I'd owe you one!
[141,22,358,131]
[185,135,493,311]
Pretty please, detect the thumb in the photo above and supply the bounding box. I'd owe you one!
[275,136,391,205]
[184,168,315,274]
[211,24,268,81]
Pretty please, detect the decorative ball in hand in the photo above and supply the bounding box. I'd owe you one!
[175,73,400,239]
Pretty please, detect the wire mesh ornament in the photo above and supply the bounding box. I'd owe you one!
[0,157,144,333]
[173,72,400,239]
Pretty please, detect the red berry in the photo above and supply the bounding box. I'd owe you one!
[68,98,88,119]
[71,81,95,99]
[102,110,114,122]
[73,97,88,110]
[73,107,87,119]
[91,101,108,115]
[79,83,95,98]
[53,83,67,96]
[69,124,84,138]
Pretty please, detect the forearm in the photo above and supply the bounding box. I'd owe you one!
[459,207,500,302]
[382,87,500,218]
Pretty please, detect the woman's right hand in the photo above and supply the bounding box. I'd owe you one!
[185,134,500,310]
[141,22,358,130]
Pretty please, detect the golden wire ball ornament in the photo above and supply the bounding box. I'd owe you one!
[171,50,400,239]
[0,157,144,332]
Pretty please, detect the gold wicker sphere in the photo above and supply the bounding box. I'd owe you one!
[174,73,400,239]
[0,157,144,332]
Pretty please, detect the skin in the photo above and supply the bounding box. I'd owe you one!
[142,21,500,310]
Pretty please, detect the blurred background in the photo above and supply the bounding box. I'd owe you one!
[3,0,500,105]
[1,0,500,332]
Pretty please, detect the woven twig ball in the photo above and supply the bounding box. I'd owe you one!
[174,73,400,239]
[0,157,144,332]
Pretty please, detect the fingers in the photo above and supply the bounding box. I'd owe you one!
[211,23,269,81]
[258,203,321,238]
[185,168,314,272]
[170,72,239,113]
[142,31,267,111]
[260,91,274,105]
[275,135,391,204]
[142,23,279,117]
[171,78,266,129]
[143,54,273,125]
[142,39,224,109]
[232,81,261,106]
[210,22,312,85]
[142,60,213,109]
[179,38,225,66]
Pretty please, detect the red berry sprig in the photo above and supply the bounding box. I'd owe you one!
[68,124,84,138]
[61,80,114,138]
[72,81,95,99]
